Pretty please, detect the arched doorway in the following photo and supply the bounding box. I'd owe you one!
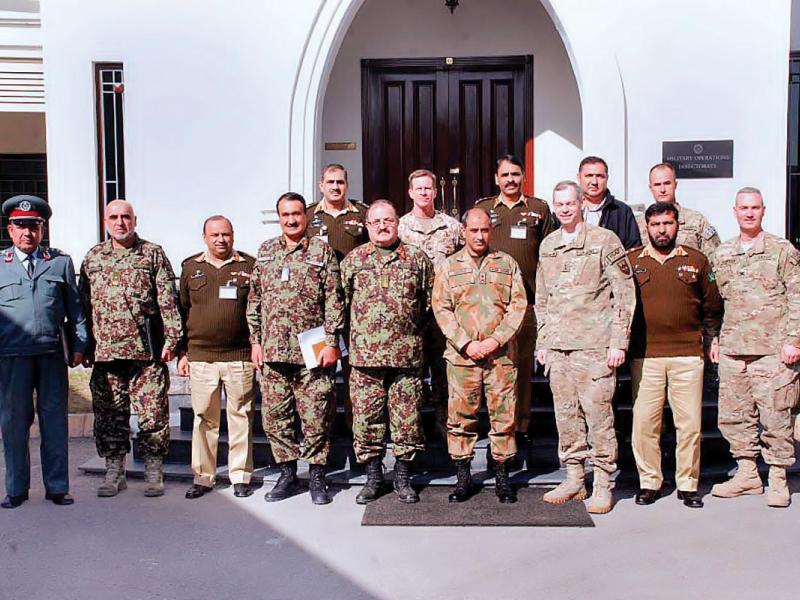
[289,0,626,207]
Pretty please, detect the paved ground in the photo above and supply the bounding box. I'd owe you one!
[2,439,799,600]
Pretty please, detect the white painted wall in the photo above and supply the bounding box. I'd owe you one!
[792,0,800,51]
[0,112,45,152]
[320,0,583,204]
[39,0,323,263]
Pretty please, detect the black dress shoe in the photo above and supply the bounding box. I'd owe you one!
[635,488,661,505]
[45,492,74,506]
[185,484,213,499]
[233,483,253,498]
[1,492,29,509]
[677,490,704,508]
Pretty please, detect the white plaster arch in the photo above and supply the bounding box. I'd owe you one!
[288,0,627,200]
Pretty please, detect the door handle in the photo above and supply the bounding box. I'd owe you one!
[449,168,460,218]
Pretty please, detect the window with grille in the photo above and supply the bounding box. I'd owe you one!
[94,63,126,240]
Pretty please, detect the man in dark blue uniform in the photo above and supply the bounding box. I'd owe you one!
[0,195,87,508]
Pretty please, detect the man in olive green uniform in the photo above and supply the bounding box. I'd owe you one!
[709,187,800,508]
[398,168,462,439]
[247,192,344,506]
[305,163,368,430]
[79,200,183,498]
[433,208,526,504]
[475,155,554,438]
[634,163,721,255]
[341,200,433,505]
[535,181,635,514]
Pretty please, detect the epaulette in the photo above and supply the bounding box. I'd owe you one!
[352,200,369,212]
[40,246,64,258]
[237,251,257,262]
[181,252,203,267]
[474,196,495,206]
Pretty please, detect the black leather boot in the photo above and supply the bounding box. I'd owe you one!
[393,459,419,503]
[449,458,474,503]
[308,464,331,505]
[495,460,517,504]
[264,461,298,502]
[356,457,385,505]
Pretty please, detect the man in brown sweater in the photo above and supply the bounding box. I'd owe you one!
[177,216,257,500]
[627,202,722,508]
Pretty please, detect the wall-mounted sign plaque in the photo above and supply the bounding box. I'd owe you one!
[325,142,357,151]
[662,140,733,179]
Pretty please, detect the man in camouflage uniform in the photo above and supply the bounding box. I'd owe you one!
[341,200,433,505]
[709,187,800,508]
[475,155,554,439]
[306,164,368,430]
[79,200,182,498]
[398,168,462,439]
[433,208,526,504]
[247,192,344,506]
[634,163,721,255]
[535,181,635,514]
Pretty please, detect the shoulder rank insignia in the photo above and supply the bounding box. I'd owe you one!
[4,251,13,263]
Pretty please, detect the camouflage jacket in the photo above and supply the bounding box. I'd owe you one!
[246,235,344,365]
[398,210,462,269]
[709,230,800,355]
[635,203,720,255]
[432,247,526,366]
[79,236,182,362]
[535,224,636,351]
[341,241,433,368]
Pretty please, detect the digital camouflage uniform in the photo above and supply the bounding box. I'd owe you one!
[79,236,182,458]
[474,194,554,432]
[635,203,721,255]
[246,235,344,465]
[432,247,527,461]
[398,210,462,414]
[341,242,433,463]
[535,225,636,473]
[709,231,800,467]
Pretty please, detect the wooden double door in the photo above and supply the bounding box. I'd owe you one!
[361,55,534,218]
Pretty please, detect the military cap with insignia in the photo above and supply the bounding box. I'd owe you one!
[2,194,52,222]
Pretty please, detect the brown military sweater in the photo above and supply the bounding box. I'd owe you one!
[306,199,369,262]
[474,194,554,304]
[179,251,255,363]
[628,244,722,359]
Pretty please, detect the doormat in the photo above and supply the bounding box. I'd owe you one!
[361,486,595,527]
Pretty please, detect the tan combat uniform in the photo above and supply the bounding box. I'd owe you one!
[535,225,635,472]
[432,247,526,462]
[475,194,554,433]
[398,210,462,423]
[635,203,720,255]
[710,231,800,467]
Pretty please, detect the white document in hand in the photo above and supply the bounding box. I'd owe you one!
[297,326,348,370]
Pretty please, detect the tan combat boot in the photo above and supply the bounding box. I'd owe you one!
[586,468,614,514]
[543,462,587,504]
[97,455,127,497]
[143,456,165,497]
[711,458,763,497]
[766,466,791,508]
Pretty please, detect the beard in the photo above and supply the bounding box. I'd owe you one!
[648,232,676,251]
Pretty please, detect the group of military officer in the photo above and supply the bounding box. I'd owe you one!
[1,154,797,512]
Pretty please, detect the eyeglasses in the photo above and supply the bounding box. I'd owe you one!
[367,218,398,228]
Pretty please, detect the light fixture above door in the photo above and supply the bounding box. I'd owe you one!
[445,0,459,14]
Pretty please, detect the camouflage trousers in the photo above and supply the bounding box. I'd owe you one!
[718,353,800,467]
[425,321,448,410]
[91,360,170,458]
[514,305,537,432]
[350,366,425,463]
[547,349,617,473]
[261,362,334,465]
[446,361,517,462]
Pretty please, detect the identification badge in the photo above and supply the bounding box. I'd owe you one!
[317,235,329,244]
[219,285,237,300]
[281,267,291,282]
[510,225,527,240]
[381,273,389,288]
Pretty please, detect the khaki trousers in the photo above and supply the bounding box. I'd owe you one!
[631,356,703,492]
[190,361,255,486]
